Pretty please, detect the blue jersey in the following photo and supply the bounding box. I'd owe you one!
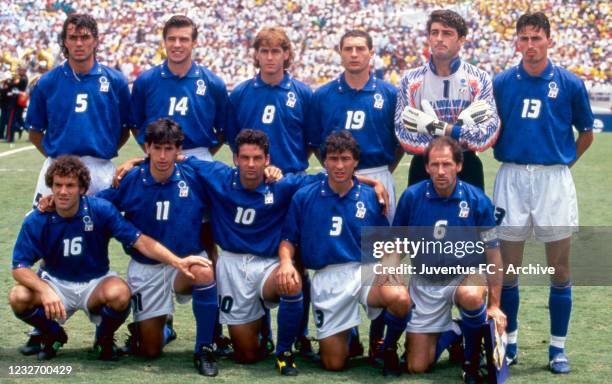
[307,73,399,169]
[12,196,140,282]
[229,73,312,173]
[25,61,130,159]
[130,61,232,149]
[493,60,594,165]
[282,178,389,270]
[186,157,321,257]
[97,160,210,265]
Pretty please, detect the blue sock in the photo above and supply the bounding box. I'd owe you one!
[549,282,572,359]
[15,306,62,336]
[435,328,462,362]
[460,304,487,363]
[276,293,304,355]
[369,310,386,343]
[96,304,130,341]
[300,273,311,337]
[163,325,173,345]
[192,283,218,351]
[261,307,273,341]
[501,284,519,336]
[347,326,360,348]
[382,311,409,350]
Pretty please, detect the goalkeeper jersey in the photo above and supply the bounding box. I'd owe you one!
[394,57,500,155]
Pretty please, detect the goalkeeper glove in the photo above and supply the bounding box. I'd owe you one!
[401,105,448,136]
[457,100,493,126]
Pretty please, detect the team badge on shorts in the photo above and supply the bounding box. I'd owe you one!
[355,201,367,219]
[373,93,384,109]
[178,181,189,197]
[264,191,274,205]
[286,91,297,108]
[99,76,109,92]
[547,82,558,99]
[83,215,94,231]
[196,79,207,96]
[458,201,470,218]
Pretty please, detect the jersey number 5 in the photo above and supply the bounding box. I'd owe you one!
[75,94,88,113]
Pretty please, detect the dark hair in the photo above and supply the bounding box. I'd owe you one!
[424,136,464,165]
[516,12,551,38]
[163,15,198,41]
[60,14,98,59]
[235,129,270,155]
[339,30,373,51]
[45,156,91,193]
[253,27,294,69]
[322,131,360,161]
[145,118,184,147]
[426,10,468,38]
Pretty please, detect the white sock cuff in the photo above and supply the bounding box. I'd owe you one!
[507,330,518,344]
[550,335,567,349]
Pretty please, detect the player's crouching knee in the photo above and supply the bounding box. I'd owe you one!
[103,280,132,310]
[407,356,432,374]
[8,285,34,313]
[139,344,163,359]
[190,264,214,285]
[386,286,412,317]
[456,284,486,311]
[321,355,347,371]
[233,348,260,364]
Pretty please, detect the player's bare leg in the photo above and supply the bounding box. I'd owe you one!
[174,263,218,376]
[368,284,411,376]
[545,237,572,374]
[136,316,166,358]
[319,330,351,371]
[228,319,263,363]
[500,240,525,365]
[405,333,437,373]
[87,276,131,360]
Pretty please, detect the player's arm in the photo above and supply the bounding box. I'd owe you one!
[133,234,212,279]
[29,130,47,156]
[484,245,506,334]
[277,240,300,295]
[355,175,389,216]
[117,128,131,149]
[571,130,594,167]
[12,267,66,321]
[389,146,404,173]
[113,156,145,186]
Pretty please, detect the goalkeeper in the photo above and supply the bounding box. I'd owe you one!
[393,9,500,190]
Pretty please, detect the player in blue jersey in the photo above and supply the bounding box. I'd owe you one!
[281,131,411,376]
[393,137,506,382]
[21,13,131,356]
[492,12,594,374]
[129,15,233,353]
[228,26,315,360]
[130,15,232,161]
[395,10,499,190]
[97,119,219,376]
[308,30,403,222]
[8,156,207,362]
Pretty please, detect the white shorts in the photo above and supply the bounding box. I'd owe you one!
[182,147,213,161]
[216,250,279,325]
[127,252,208,322]
[355,166,396,223]
[405,276,463,334]
[41,270,119,325]
[311,262,382,340]
[493,163,578,242]
[32,156,115,208]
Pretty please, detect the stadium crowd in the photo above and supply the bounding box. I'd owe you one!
[0,0,609,90]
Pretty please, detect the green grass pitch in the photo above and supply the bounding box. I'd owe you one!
[0,134,610,383]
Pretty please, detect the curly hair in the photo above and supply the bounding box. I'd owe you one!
[235,129,270,155]
[426,10,468,38]
[45,156,91,193]
[321,131,360,161]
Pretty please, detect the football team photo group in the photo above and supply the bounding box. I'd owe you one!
[1,1,609,383]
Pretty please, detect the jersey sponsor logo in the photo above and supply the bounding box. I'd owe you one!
[196,79,207,96]
[355,201,366,219]
[458,201,470,218]
[286,91,297,108]
[548,81,559,99]
[373,93,384,109]
[178,180,189,197]
[83,215,94,231]
[99,76,109,92]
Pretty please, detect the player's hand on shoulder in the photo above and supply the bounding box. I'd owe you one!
[176,255,213,280]
[264,165,283,183]
[113,157,145,187]
[40,285,67,321]
[37,194,55,213]
[487,305,507,335]
[373,181,389,217]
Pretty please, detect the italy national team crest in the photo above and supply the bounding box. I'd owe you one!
[178,181,189,197]
[286,91,296,108]
[459,78,469,94]
[373,93,384,109]
[458,201,470,218]
[196,79,207,96]
[83,215,94,231]
[99,76,109,92]
[264,191,274,205]
[355,201,366,219]
[547,81,559,99]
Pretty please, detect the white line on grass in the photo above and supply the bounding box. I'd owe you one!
[0,145,35,158]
